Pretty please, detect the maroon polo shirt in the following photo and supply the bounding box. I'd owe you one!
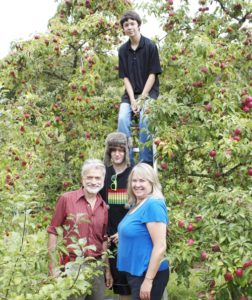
[47,188,108,258]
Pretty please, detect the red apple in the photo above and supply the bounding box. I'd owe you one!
[201,251,208,261]
[209,150,216,157]
[192,81,203,87]
[224,272,233,281]
[45,121,51,127]
[55,116,61,123]
[71,84,77,91]
[242,259,252,269]
[187,223,193,232]
[209,51,216,58]
[235,268,243,277]
[247,168,252,176]
[209,279,215,288]
[21,161,27,167]
[187,239,194,246]
[212,244,221,252]
[24,113,30,119]
[81,85,87,92]
[154,138,161,146]
[63,181,70,188]
[242,106,250,112]
[178,220,185,228]
[43,216,49,221]
[234,128,242,135]
[161,162,168,170]
[195,215,203,222]
[200,66,208,73]
[85,0,91,8]
[220,62,226,69]
[79,153,85,159]
[87,56,94,64]
[204,103,212,112]
[215,171,222,178]
[233,135,240,142]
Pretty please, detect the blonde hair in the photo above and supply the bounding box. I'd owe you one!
[127,163,164,206]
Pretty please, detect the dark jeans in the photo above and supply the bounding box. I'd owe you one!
[126,268,169,300]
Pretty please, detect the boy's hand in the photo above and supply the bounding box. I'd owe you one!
[131,99,140,113]
[110,232,119,244]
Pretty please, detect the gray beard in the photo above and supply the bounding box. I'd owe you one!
[84,184,103,195]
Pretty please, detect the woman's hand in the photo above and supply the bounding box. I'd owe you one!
[139,278,153,300]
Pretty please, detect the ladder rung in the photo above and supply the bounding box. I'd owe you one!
[133,147,139,153]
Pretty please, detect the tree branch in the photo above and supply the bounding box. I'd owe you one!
[43,71,69,82]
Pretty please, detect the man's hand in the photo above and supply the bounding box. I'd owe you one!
[105,268,113,289]
[48,263,58,278]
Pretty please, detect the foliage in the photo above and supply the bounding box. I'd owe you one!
[0,0,130,298]
[147,0,252,299]
[1,0,252,299]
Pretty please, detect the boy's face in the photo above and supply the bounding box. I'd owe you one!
[122,18,140,37]
[110,146,125,165]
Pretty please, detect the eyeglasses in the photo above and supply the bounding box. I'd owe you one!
[110,174,117,191]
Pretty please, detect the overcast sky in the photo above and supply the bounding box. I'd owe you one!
[0,0,58,58]
[0,0,164,59]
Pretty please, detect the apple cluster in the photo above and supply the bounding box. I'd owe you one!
[241,95,252,113]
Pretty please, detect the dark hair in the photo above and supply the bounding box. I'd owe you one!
[120,11,142,28]
[109,146,125,155]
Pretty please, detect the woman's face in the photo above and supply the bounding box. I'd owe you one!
[131,172,152,201]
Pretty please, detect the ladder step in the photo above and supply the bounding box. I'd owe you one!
[133,147,139,153]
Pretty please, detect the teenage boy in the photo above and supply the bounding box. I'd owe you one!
[117,11,162,166]
[100,132,132,300]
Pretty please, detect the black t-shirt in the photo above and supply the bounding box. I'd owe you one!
[118,35,162,104]
[100,166,132,236]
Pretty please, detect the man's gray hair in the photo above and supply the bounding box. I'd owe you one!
[81,158,106,178]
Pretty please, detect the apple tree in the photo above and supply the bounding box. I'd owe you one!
[146,0,252,299]
[0,0,131,298]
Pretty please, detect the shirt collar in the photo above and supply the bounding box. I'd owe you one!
[127,35,145,51]
[75,188,105,206]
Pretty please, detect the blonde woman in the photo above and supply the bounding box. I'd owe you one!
[117,163,169,300]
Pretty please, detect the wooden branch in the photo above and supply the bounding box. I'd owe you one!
[43,71,69,82]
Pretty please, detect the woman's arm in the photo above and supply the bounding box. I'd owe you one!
[140,222,167,300]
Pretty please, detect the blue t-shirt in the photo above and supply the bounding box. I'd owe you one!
[117,197,169,276]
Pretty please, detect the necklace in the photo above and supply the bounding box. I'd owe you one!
[129,198,148,214]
